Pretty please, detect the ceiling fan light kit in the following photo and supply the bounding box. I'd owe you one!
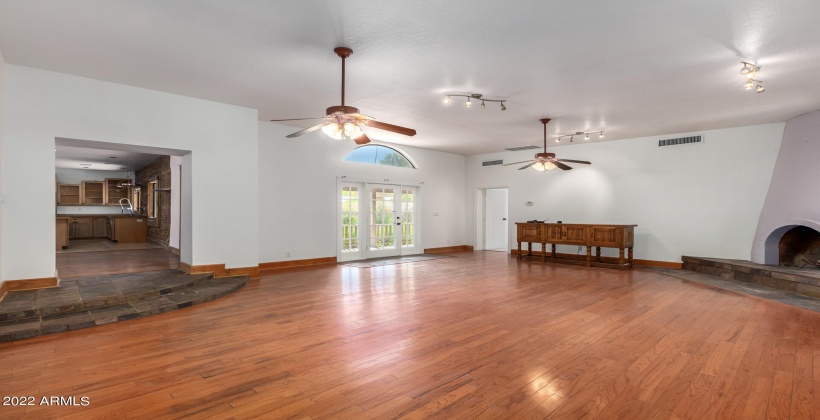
[502,118,592,172]
[740,61,764,93]
[443,93,506,111]
[270,47,417,144]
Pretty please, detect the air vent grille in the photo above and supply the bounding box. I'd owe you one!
[482,160,503,167]
[504,145,540,151]
[659,135,702,147]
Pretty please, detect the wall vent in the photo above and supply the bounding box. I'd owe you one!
[504,145,540,151]
[658,135,702,147]
[482,159,503,166]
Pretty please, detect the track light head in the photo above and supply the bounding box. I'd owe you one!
[756,83,765,93]
[501,102,506,111]
[465,97,472,107]
[481,100,486,109]
[744,80,754,90]
[443,95,451,104]
[584,133,589,140]
[599,131,604,139]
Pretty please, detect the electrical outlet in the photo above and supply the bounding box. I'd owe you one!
[285,251,291,257]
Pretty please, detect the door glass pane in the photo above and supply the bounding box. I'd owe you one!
[402,189,415,247]
[341,187,359,252]
[371,188,396,250]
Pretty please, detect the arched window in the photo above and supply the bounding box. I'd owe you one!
[343,145,416,168]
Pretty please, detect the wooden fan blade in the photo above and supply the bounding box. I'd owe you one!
[519,162,537,170]
[502,160,536,166]
[286,123,325,138]
[365,120,417,136]
[353,132,371,145]
[553,161,573,171]
[270,117,329,122]
[558,159,591,165]
[347,113,374,121]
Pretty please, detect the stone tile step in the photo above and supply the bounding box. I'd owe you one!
[682,256,820,298]
[0,276,247,342]
[0,270,214,321]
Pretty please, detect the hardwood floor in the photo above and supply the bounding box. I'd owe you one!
[56,248,180,279]
[2,251,819,418]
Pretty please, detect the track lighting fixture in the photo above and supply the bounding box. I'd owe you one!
[442,93,507,111]
[556,130,605,143]
[740,61,765,93]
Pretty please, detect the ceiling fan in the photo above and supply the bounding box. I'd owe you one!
[270,47,417,145]
[504,118,592,171]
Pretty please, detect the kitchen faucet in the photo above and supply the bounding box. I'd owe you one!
[119,198,134,215]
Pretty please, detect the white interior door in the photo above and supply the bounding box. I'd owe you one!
[484,188,509,251]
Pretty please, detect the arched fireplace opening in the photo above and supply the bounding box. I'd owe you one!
[778,226,820,267]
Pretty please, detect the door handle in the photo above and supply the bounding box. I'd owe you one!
[396,223,402,226]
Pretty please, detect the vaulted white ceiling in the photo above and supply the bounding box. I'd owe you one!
[1,1,818,155]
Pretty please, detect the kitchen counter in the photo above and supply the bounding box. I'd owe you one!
[56,215,148,246]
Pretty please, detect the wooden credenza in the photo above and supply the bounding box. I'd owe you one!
[515,223,637,269]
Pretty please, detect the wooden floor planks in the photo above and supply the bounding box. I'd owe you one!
[2,251,820,418]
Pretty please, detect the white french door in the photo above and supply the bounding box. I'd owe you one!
[338,181,419,261]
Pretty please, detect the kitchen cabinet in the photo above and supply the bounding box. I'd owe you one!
[81,181,104,205]
[109,217,147,243]
[57,184,81,205]
[105,179,131,205]
[56,218,69,250]
[69,218,94,238]
[92,217,108,238]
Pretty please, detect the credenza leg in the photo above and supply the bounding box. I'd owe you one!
[551,244,557,260]
[596,247,601,261]
[586,246,592,267]
[542,243,547,262]
[619,248,625,267]
[628,247,634,267]
[527,242,532,257]
[517,242,521,259]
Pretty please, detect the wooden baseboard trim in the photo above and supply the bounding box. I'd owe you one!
[0,282,7,303]
[3,277,60,293]
[179,262,260,280]
[509,249,682,269]
[260,257,338,273]
[424,245,474,254]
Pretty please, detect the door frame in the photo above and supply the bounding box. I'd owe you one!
[336,177,422,261]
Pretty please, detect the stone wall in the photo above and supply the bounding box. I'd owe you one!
[136,156,171,247]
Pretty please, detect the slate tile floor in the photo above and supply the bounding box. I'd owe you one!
[0,270,247,342]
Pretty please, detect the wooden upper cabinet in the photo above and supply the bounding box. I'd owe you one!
[105,179,131,205]
[57,184,81,205]
[81,181,104,205]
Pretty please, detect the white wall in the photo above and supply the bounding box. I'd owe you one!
[465,124,784,263]
[1,65,259,281]
[752,110,820,263]
[55,168,131,215]
[258,121,466,262]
